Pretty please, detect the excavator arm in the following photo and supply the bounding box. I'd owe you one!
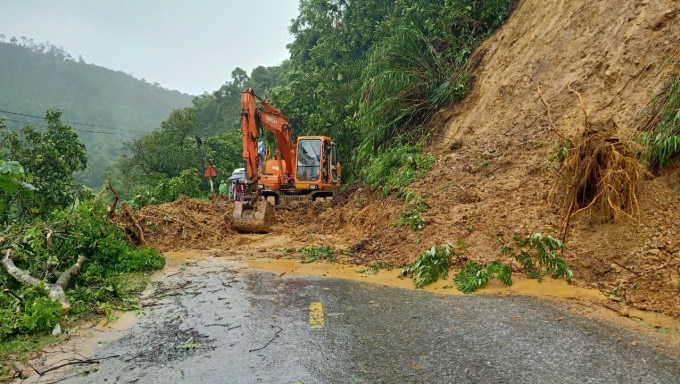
[232,88,281,233]
[244,89,296,187]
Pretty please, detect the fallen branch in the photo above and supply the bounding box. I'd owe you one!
[94,179,119,220]
[29,354,120,376]
[122,203,146,245]
[1,249,86,313]
[249,326,282,352]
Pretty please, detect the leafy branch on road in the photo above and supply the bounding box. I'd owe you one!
[454,261,512,293]
[299,245,337,263]
[400,243,458,288]
[453,233,573,293]
[501,233,572,280]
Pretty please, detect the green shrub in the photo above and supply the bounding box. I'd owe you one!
[364,144,436,197]
[548,140,573,164]
[397,210,427,231]
[400,243,454,288]
[354,1,516,175]
[501,233,572,280]
[130,167,202,209]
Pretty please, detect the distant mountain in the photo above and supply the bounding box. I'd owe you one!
[0,40,193,188]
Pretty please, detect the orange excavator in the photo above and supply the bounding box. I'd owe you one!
[232,88,341,233]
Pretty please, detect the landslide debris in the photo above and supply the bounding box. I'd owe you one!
[115,0,680,319]
[115,195,235,252]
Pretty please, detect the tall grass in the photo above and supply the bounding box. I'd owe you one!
[356,23,472,166]
[353,0,516,180]
[637,75,680,171]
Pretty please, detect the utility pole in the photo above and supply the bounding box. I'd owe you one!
[196,135,207,190]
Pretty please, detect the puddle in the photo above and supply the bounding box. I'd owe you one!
[163,251,212,268]
[79,311,138,356]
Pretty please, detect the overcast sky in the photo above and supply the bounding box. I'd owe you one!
[0,0,299,95]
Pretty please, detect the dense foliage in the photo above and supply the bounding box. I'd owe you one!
[105,0,516,199]
[0,38,192,189]
[1,113,164,344]
[637,75,680,171]
[0,200,165,340]
[0,110,87,223]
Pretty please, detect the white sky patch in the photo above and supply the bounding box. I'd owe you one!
[0,0,299,95]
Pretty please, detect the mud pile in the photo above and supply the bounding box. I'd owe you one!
[115,195,235,252]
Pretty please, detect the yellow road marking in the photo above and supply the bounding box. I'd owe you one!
[309,302,325,329]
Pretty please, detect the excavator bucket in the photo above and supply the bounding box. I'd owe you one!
[232,199,274,233]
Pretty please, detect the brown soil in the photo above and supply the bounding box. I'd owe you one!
[116,0,680,319]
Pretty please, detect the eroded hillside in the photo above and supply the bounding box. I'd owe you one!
[350,0,680,316]
[120,0,680,318]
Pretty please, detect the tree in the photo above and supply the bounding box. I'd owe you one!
[0,109,87,218]
[231,67,249,90]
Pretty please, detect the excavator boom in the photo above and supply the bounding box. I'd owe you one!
[231,88,276,233]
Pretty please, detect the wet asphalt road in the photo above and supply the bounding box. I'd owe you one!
[54,259,680,384]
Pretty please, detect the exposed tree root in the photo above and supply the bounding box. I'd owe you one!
[118,202,146,246]
[548,84,643,240]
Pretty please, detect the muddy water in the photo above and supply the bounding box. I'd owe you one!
[249,258,603,300]
[247,258,680,334]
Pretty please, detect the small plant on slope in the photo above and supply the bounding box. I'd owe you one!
[501,233,572,280]
[400,243,454,288]
[394,190,430,231]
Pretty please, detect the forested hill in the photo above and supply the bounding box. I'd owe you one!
[0,40,193,188]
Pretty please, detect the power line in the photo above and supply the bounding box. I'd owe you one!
[0,108,151,135]
[0,116,124,135]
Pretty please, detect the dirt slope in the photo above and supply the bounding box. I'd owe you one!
[350,0,680,316]
[121,0,680,318]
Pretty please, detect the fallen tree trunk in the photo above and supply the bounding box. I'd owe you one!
[1,249,86,313]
